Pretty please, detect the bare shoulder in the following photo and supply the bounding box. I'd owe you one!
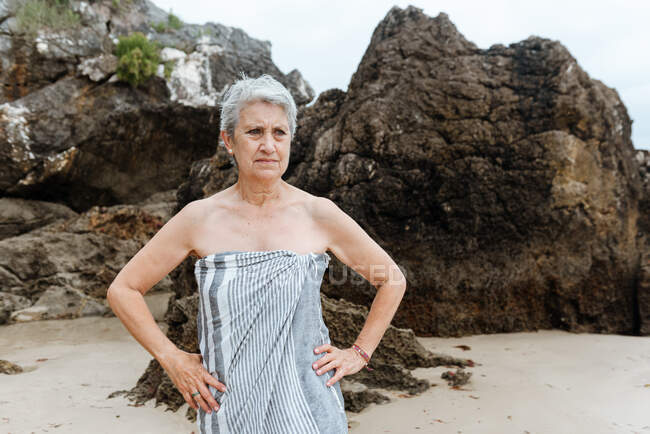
[306,194,344,224]
[285,185,340,223]
[174,196,214,228]
[295,189,352,244]
[178,190,234,255]
[181,187,233,220]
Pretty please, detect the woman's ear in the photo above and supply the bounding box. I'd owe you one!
[220,130,234,154]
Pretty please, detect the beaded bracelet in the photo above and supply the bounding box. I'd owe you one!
[352,344,374,371]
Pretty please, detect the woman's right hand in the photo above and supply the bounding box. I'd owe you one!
[160,349,226,414]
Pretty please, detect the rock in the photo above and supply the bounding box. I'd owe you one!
[321,295,472,371]
[0,359,23,374]
[0,193,178,322]
[0,197,78,239]
[135,188,178,220]
[635,150,649,334]
[0,0,107,102]
[9,286,108,322]
[441,368,472,387]
[174,146,238,213]
[637,251,650,335]
[287,6,644,337]
[0,74,208,211]
[77,54,119,82]
[321,295,472,393]
[0,0,314,211]
[284,69,316,107]
[636,150,649,237]
[0,291,32,325]
[339,379,392,412]
[175,6,644,337]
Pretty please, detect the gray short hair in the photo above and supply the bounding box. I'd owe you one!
[219,73,297,149]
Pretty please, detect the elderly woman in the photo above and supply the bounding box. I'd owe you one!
[107,73,406,433]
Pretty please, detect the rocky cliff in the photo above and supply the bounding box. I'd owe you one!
[176,6,647,338]
[0,0,313,212]
[635,149,650,334]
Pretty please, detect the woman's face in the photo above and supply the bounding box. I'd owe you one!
[221,100,291,181]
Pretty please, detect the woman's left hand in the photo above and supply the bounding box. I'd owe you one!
[312,344,368,387]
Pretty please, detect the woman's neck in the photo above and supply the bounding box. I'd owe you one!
[234,177,285,208]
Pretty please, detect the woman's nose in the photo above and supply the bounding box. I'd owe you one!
[259,131,276,149]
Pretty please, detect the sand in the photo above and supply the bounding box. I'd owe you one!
[1,291,648,434]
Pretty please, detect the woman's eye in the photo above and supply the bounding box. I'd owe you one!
[275,129,286,135]
[248,129,260,134]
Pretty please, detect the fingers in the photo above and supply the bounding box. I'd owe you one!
[314,359,346,387]
[182,390,199,411]
[312,345,337,375]
[312,351,334,370]
[167,352,227,414]
[192,391,208,412]
[179,370,225,414]
[193,381,220,414]
[312,347,361,387]
[204,371,227,393]
[314,359,338,376]
[326,365,346,387]
[314,343,332,354]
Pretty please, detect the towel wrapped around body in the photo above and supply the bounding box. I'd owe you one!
[194,249,348,434]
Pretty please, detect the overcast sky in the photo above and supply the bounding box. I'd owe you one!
[150,0,650,150]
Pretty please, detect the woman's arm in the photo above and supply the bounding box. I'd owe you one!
[314,197,408,359]
[106,201,200,366]
[107,200,225,414]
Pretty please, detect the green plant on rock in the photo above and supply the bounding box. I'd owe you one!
[151,21,166,32]
[163,60,174,80]
[193,27,214,39]
[151,8,183,33]
[13,0,81,37]
[166,9,182,30]
[110,0,134,13]
[115,32,162,88]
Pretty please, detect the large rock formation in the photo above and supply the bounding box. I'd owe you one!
[0,189,178,325]
[635,150,650,334]
[636,150,650,237]
[0,197,77,239]
[176,6,646,337]
[0,0,313,212]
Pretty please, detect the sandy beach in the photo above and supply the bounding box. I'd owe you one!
[1,291,648,434]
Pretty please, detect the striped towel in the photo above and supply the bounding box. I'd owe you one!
[194,249,348,433]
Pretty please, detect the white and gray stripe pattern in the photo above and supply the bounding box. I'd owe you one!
[194,249,348,434]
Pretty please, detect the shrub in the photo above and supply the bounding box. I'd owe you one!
[152,8,183,33]
[152,21,166,33]
[163,60,174,80]
[166,10,182,30]
[111,0,133,12]
[13,0,81,37]
[114,32,162,88]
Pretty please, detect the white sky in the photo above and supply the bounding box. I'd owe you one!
[150,0,650,150]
